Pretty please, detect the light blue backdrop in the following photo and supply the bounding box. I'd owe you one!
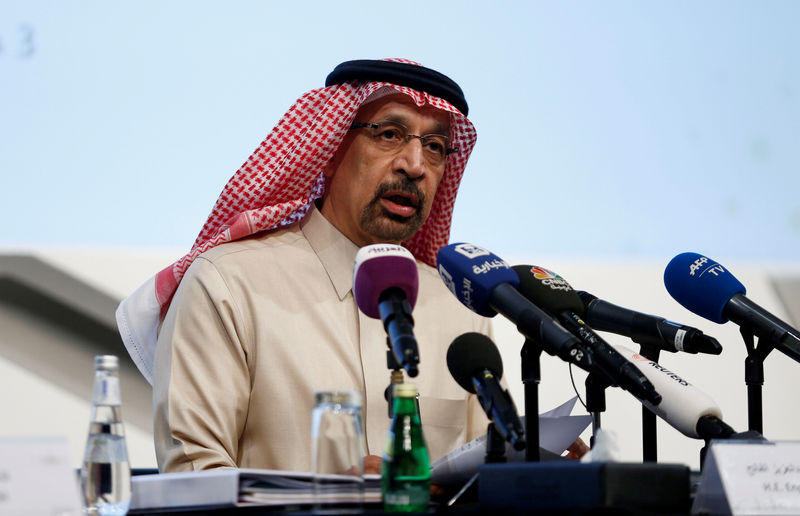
[2,1,798,262]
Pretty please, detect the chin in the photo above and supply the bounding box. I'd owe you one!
[364,219,419,244]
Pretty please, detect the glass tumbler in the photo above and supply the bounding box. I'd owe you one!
[311,390,365,513]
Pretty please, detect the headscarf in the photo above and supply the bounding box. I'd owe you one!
[116,58,477,384]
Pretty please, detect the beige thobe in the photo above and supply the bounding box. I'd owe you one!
[154,206,493,472]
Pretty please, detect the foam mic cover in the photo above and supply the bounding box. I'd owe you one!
[446,332,504,393]
[664,252,746,324]
[436,243,520,317]
[512,265,584,315]
[353,244,418,319]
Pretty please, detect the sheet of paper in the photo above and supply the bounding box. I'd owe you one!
[540,395,578,418]
[431,397,591,485]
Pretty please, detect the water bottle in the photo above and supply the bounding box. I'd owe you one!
[80,355,131,515]
[381,383,430,513]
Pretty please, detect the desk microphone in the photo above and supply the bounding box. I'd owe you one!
[354,244,420,376]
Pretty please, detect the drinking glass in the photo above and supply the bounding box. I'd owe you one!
[311,391,365,513]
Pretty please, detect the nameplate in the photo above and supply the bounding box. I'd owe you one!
[0,437,82,515]
[693,440,800,515]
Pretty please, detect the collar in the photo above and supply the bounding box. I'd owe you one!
[301,204,360,301]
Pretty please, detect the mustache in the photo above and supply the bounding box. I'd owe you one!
[371,178,425,209]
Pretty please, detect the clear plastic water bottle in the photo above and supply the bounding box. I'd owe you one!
[80,355,131,515]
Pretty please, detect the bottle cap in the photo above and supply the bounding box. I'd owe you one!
[94,355,119,371]
[393,383,418,398]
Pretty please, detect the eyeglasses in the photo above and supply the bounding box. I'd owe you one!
[350,120,458,167]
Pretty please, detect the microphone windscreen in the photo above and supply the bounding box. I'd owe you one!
[446,332,504,393]
[513,265,584,316]
[353,244,419,319]
[664,252,746,324]
[436,243,519,317]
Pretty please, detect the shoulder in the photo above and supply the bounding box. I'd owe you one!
[200,224,305,262]
[198,224,307,266]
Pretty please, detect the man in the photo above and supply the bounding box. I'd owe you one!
[117,59,495,472]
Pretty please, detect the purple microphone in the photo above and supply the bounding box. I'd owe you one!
[354,244,420,376]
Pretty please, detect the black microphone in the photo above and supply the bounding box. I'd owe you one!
[576,290,722,355]
[447,332,526,450]
[512,265,661,405]
[436,243,593,372]
[665,252,800,363]
[353,244,420,376]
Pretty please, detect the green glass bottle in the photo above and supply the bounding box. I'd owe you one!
[382,383,431,513]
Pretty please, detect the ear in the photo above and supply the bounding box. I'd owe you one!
[324,133,353,178]
[323,154,337,179]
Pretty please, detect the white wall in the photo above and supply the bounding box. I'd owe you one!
[0,355,156,468]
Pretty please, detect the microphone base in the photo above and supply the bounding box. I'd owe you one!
[479,462,691,514]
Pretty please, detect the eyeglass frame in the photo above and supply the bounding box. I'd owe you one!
[350,121,459,162]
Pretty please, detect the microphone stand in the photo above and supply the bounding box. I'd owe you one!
[447,421,509,507]
[585,372,610,449]
[637,344,661,463]
[520,339,541,462]
[384,337,405,418]
[739,327,774,434]
[485,422,508,464]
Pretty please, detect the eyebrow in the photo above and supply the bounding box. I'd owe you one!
[380,114,450,136]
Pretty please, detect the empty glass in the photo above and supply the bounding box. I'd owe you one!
[311,391,365,513]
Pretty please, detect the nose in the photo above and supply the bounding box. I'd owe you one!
[393,138,427,180]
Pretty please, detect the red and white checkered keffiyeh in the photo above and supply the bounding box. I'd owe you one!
[116,59,477,384]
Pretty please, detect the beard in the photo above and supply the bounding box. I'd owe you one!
[359,179,427,243]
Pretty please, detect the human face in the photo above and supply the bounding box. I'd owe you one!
[320,94,451,247]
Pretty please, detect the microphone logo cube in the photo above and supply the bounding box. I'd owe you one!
[453,243,491,259]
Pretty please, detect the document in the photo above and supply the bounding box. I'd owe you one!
[131,468,380,510]
[431,397,592,485]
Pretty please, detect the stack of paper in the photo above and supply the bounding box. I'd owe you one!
[131,469,380,511]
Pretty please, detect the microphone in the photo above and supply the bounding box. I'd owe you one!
[353,244,420,377]
[664,252,800,363]
[615,345,735,440]
[447,332,526,450]
[436,243,593,371]
[512,265,661,405]
[576,290,722,355]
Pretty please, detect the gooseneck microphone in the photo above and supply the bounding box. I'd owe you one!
[447,332,526,450]
[436,243,593,371]
[354,244,420,377]
[576,291,722,355]
[664,252,800,363]
[512,265,661,405]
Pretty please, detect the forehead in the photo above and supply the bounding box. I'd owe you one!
[355,94,450,133]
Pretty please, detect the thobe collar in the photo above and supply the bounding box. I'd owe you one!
[300,204,360,301]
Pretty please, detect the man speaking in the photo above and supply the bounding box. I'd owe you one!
[116,59,493,472]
